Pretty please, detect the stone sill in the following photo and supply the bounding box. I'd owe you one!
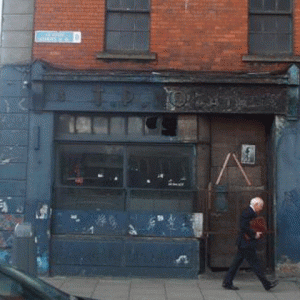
[243,55,300,63]
[97,52,157,61]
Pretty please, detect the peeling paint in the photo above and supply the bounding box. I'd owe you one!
[0,215,23,230]
[36,204,48,219]
[157,215,164,221]
[175,255,189,265]
[0,158,14,165]
[191,213,203,238]
[0,200,8,213]
[129,224,137,235]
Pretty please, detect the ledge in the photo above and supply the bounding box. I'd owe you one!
[242,55,300,63]
[97,52,157,61]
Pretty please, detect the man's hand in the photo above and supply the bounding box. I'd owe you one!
[255,232,263,239]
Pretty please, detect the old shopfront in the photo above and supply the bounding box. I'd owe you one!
[28,62,297,277]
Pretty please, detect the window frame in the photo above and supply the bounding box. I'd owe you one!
[249,0,293,56]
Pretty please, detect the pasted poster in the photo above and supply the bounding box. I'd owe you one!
[241,144,256,164]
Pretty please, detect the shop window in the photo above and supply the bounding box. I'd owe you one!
[249,0,292,55]
[54,143,195,212]
[106,0,150,52]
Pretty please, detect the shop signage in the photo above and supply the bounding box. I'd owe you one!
[35,31,81,43]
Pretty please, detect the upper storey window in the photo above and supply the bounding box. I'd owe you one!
[106,0,150,52]
[249,0,292,55]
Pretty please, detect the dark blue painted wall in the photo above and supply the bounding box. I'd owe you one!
[277,121,300,262]
[0,65,30,265]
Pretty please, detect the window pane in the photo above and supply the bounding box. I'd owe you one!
[135,0,150,10]
[107,0,121,9]
[278,0,291,11]
[120,32,134,50]
[262,33,277,52]
[277,16,292,32]
[128,117,143,135]
[128,146,193,189]
[264,0,275,11]
[107,13,122,31]
[76,117,92,133]
[249,33,263,54]
[134,32,149,51]
[106,31,120,50]
[122,13,135,31]
[121,0,134,10]
[277,34,292,53]
[249,16,263,32]
[57,115,75,134]
[94,117,108,134]
[110,117,125,135]
[250,0,263,11]
[135,14,149,31]
[263,16,277,32]
[60,145,124,188]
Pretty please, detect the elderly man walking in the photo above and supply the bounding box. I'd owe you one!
[222,197,278,291]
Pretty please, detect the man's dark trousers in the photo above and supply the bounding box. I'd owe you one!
[223,246,271,289]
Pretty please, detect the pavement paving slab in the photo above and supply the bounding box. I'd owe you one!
[40,273,300,300]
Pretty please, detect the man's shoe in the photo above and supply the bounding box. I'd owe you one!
[265,280,279,291]
[222,283,239,290]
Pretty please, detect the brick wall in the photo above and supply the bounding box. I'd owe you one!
[33,0,299,72]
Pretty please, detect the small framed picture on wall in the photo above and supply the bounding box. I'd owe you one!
[241,144,256,164]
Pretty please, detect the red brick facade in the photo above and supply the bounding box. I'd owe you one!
[33,0,300,72]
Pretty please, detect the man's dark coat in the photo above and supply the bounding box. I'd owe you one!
[237,206,257,249]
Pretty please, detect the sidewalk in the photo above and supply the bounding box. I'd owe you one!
[41,272,300,300]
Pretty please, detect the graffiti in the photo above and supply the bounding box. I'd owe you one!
[109,215,118,230]
[175,255,189,265]
[18,98,28,111]
[167,214,177,231]
[147,216,156,231]
[86,226,94,234]
[128,224,137,236]
[96,214,107,227]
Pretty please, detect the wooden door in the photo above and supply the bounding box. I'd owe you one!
[208,115,272,269]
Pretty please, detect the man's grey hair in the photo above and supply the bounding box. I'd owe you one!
[250,197,264,206]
